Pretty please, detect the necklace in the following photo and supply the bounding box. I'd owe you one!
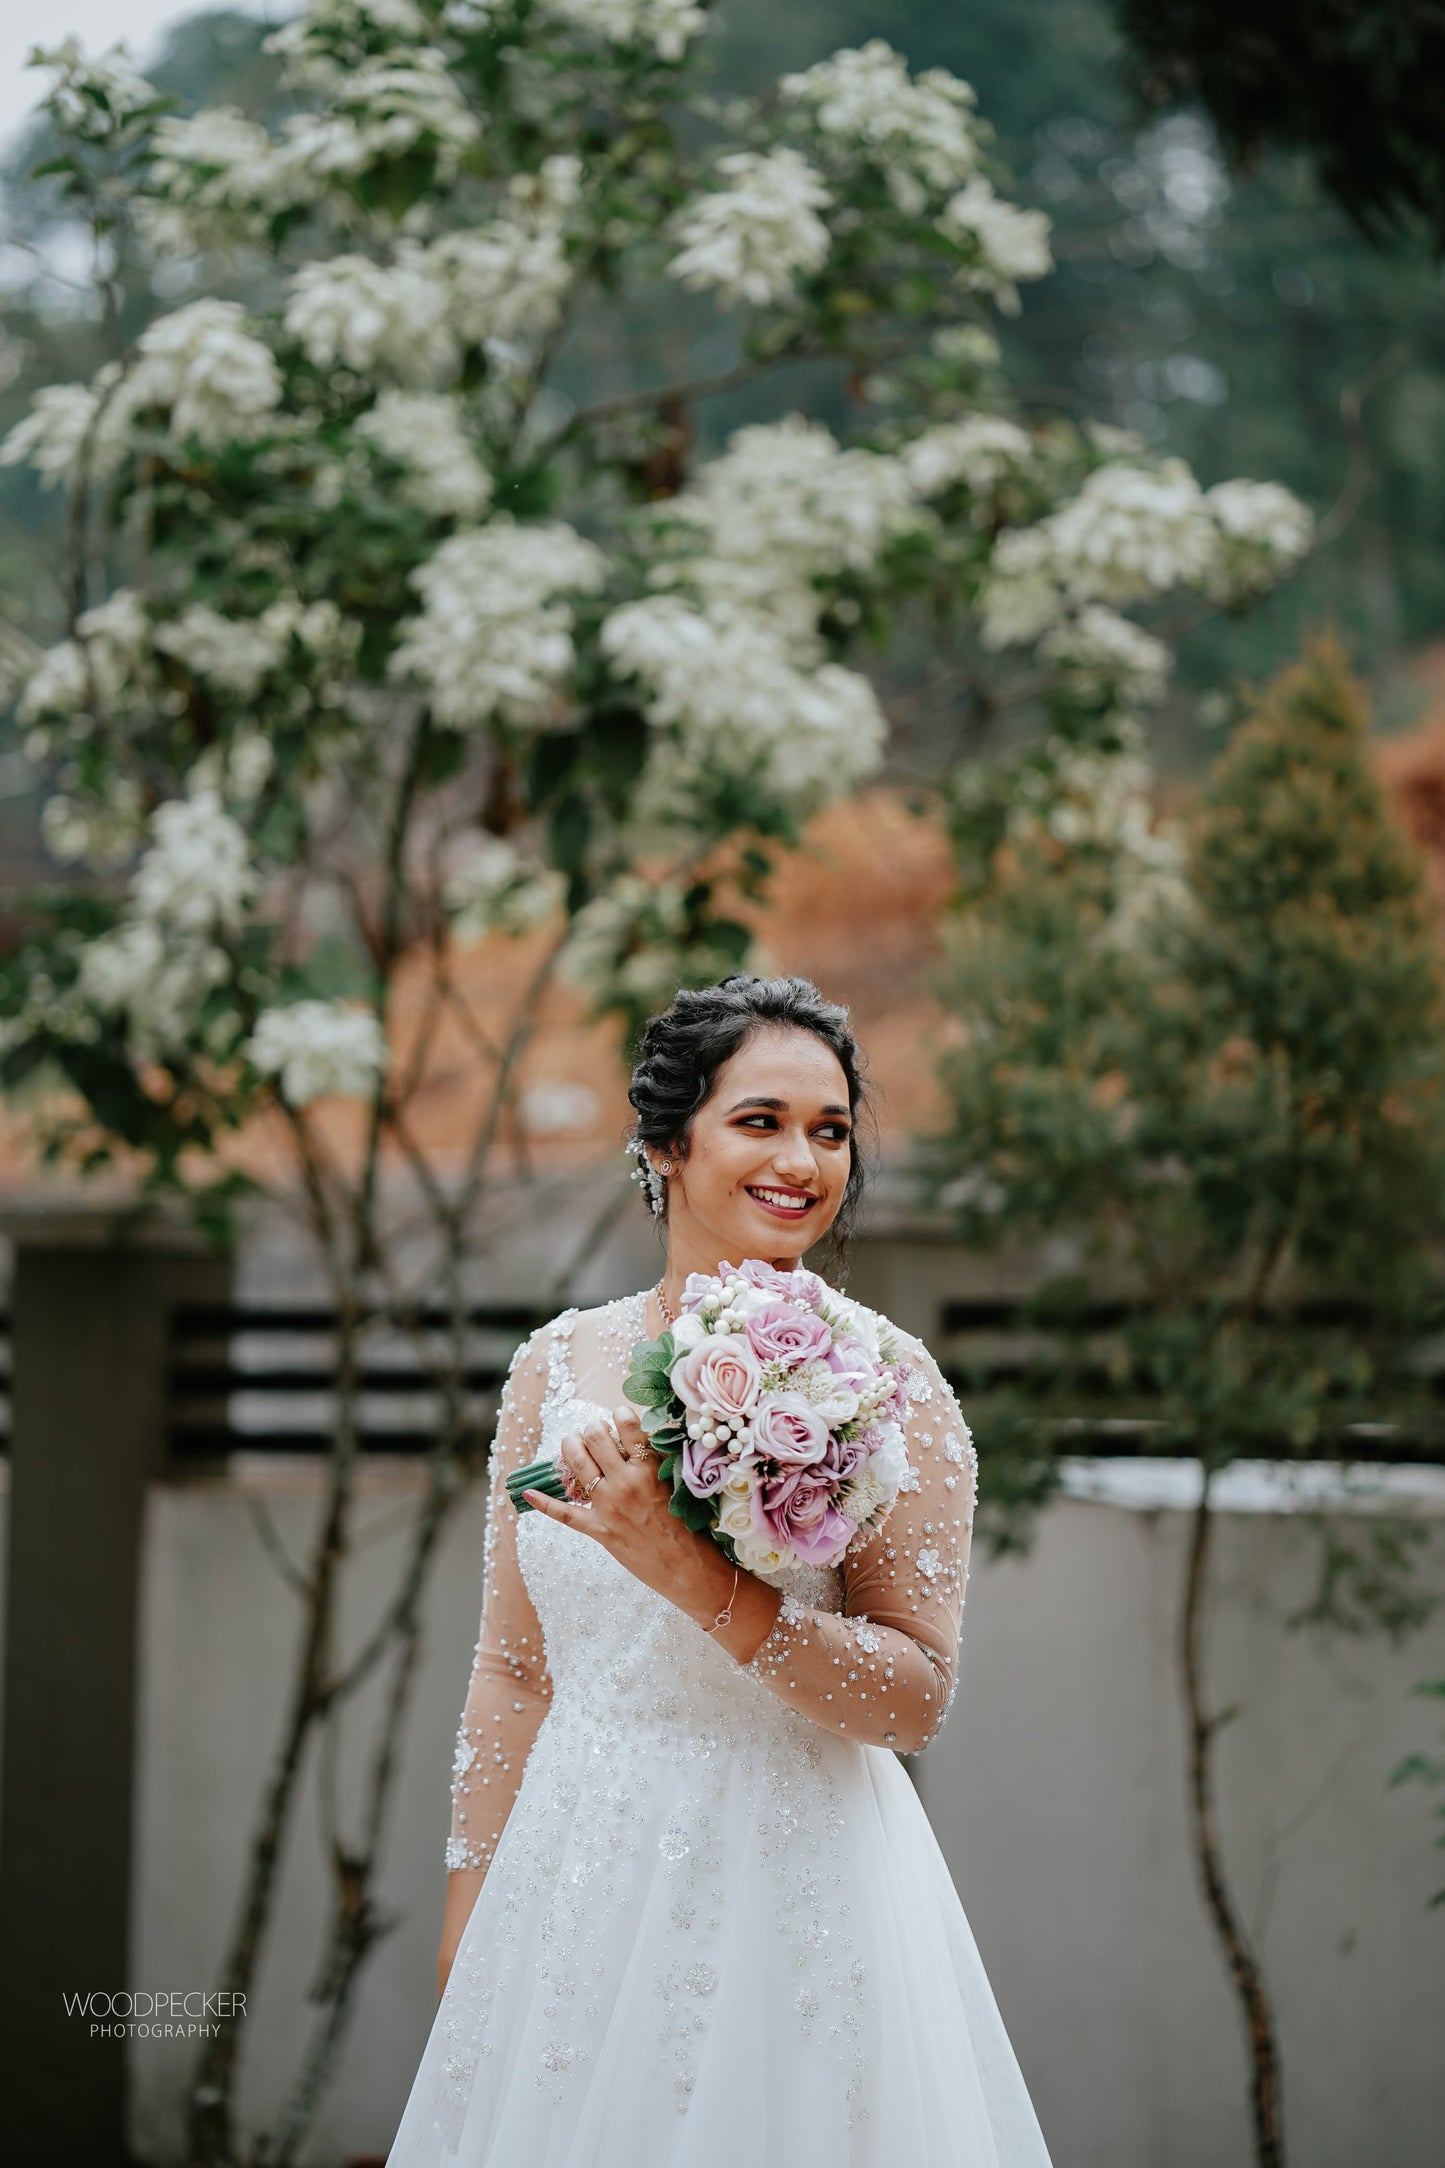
[654,1277,679,1327]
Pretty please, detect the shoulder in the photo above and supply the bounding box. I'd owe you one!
[842,1297,937,1378]
[503,1309,571,1381]
[847,1299,968,1422]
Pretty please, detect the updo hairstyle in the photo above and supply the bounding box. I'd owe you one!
[625,974,876,1274]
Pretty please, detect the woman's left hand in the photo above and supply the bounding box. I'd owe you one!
[522,1404,717,1618]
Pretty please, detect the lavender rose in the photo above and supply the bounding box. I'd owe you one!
[751,1461,855,1567]
[786,1266,830,1311]
[680,1431,732,1499]
[744,1301,834,1369]
[748,1389,830,1465]
[734,1257,795,1296]
[825,1333,880,1397]
[670,1332,762,1421]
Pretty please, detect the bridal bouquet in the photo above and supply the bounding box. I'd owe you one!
[507,1260,912,1573]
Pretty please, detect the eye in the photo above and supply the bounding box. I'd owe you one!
[817,1122,851,1143]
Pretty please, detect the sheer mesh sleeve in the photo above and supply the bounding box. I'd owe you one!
[445,1323,553,1875]
[742,1334,977,1755]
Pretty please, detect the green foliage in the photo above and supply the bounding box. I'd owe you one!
[928,629,1445,1592]
[1390,1678,1445,1909]
[1112,0,1445,256]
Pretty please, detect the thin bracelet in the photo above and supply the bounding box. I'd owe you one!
[705,1565,741,1634]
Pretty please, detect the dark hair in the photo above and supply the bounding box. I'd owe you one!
[625,974,876,1276]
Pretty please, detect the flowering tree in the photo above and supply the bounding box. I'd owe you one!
[0,8,1314,2161]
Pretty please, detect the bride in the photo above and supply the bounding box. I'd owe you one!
[387,974,1054,2165]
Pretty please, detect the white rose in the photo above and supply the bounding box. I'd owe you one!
[716,1485,753,1542]
[734,1528,786,1575]
[670,1310,706,1355]
[867,1418,908,1489]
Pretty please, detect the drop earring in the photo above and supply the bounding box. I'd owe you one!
[627,1141,670,1217]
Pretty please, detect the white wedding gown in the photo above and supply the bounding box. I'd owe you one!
[387,1288,1053,2165]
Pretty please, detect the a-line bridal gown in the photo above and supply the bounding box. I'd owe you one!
[387,1287,1054,2167]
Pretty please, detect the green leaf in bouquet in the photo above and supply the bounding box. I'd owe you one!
[640,1401,681,1435]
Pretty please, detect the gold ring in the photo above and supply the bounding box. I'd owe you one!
[582,1472,605,1496]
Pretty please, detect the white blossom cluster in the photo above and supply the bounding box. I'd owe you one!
[780,41,980,214]
[979,457,1313,649]
[18,590,150,730]
[141,6,478,247]
[429,157,580,345]
[659,414,920,638]
[390,517,608,727]
[79,921,232,1056]
[246,998,388,1104]
[1036,606,1173,709]
[441,835,563,943]
[74,788,258,1057]
[1201,480,1315,600]
[355,391,493,519]
[537,0,708,61]
[0,380,127,489]
[130,299,284,445]
[141,109,305,251]
[1009,734,1189,945]
[601,416,916,812]
[667,148,832,308]
[1,301,281,481]
[133,791,258,935]
[265,0,432,89]
[937,178,1054,314]
[283,157,580,382]
[41,781,148,873]
[602,595,887,812]
[30,37,158,142]
[152,596,357,702]
[285,251,458,381]
[900,413,1035,501]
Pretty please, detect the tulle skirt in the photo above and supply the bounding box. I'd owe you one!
[387,1708,1054,2166]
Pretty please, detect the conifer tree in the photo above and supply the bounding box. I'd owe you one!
[929,628,1445,2166]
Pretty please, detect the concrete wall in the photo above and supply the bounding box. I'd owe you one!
[111,1452,1445,2168]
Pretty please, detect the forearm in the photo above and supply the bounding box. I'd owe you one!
[671,1533,783,1664]
[741,1595,955,1751]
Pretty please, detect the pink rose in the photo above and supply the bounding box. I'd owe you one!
[748,1390,830,1465]
[744,1301,833,1369]
[670,1333,762,1420]
[751,1462,855,1567]
[734,1258,795,1295]
[680,1432,731,1499]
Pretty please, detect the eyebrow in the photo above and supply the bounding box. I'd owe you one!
[725,1095,852,1118]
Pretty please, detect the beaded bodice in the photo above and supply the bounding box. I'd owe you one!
[517,1291,845,1739]
[446,1285,976,1885]
[437,1286,978,2123]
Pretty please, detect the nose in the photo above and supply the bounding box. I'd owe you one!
[770,1128,820,1186]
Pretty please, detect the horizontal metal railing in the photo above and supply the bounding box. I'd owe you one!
[0,1293,1438,1462]
[165,1301,549,1458]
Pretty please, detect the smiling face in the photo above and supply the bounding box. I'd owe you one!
[650,1023,855,1279]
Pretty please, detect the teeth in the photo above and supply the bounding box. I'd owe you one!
[751,1187,811,1211]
